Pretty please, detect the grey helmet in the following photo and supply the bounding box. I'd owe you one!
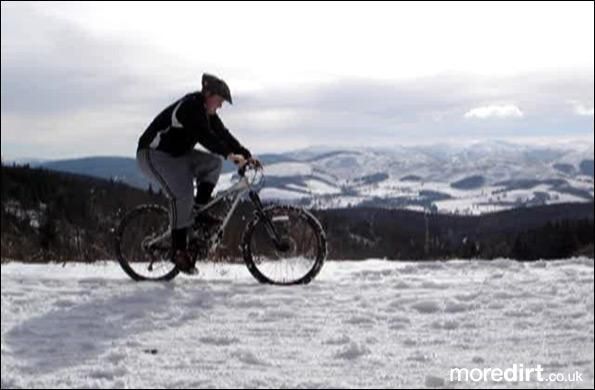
[201,73,232,104]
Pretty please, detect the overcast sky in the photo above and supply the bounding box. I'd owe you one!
[1,1,593,159]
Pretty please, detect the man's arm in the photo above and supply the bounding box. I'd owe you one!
[210,114,252,160]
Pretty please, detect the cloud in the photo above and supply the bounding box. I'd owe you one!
[0,4,200,157]
[463,104,524,119]
[569,100,595,117]
[1,7,185,117]
[1,3,594,158]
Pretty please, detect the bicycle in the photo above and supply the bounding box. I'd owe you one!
[114,162,327,285]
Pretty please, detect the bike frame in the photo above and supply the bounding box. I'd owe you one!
[197,172,252,251]
[146,166,283,253]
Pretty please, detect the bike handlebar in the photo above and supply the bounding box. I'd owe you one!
[237,160,260,177]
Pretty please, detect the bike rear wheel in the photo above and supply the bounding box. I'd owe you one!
[115,204,179,281]
[241,205,327,285]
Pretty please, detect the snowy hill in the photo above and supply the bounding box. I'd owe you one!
[39,157,152,190]
[22,141,594,215]
[1,258,593,388]
[216,141,594,214]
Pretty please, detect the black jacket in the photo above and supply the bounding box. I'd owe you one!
[137,92,251,159]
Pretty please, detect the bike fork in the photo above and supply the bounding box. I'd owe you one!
[249,191,287,250]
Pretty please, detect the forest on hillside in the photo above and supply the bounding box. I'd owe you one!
[1,163,593,262]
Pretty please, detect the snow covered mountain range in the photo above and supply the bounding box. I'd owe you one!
[14,140,594,215]
[218,141,594,214]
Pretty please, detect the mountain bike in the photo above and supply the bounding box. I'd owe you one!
[114,162,327,285]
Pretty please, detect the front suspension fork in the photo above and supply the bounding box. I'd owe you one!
[249,191,286,249]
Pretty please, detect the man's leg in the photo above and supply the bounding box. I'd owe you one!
[137,149,196,272]
[188,150,223,205]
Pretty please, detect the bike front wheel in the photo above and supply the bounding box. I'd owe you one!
[241,205,327,285]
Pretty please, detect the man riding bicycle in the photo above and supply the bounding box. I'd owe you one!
[136,73,261,274]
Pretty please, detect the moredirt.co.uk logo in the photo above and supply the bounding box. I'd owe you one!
[450,363,584,384]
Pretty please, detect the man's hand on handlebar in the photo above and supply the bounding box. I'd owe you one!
[227,153,246,166]
[247,157,262,169]
[227,153,263,170]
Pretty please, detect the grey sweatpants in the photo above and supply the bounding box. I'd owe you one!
[136,148,223,229]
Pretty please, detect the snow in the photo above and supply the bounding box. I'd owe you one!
[259,188,308,201]
[3,200,43,229]
[2,258,593,388]
[213,172,235,194]
[267,143,594,213]
[212,143,594,214]
[303,179,341,195]
[434,198,510,215]
[264,162,312,177]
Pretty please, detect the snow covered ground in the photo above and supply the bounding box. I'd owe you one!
[1,258,593,388]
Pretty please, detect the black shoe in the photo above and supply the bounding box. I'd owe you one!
[172,249,198,275]
[195,182,216,204]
